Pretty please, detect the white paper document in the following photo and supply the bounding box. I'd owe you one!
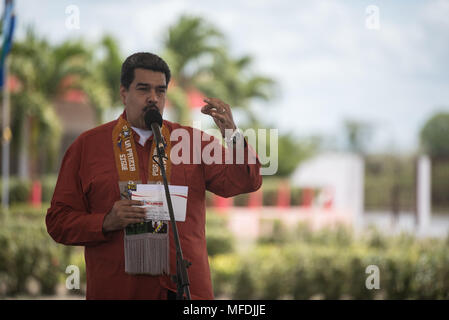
[131,184,188,222]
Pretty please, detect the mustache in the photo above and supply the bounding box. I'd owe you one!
[143,104,159,113]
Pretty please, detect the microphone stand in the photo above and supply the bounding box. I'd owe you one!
[151,122,191,300]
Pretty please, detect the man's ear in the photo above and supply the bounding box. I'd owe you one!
[119,85,128,105]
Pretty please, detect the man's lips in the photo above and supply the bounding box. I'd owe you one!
[143,105,159,113]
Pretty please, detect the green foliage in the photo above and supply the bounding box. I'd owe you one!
[276,133,317,177]
[162,15,276,126]
[0,206,72,297]
[252,131,318,178]
[41,175,58,203]
[96,34,123,107]
[420,111,449,159]
[209,254,241,298]
[210,220,449,300]
[9,28,118,176]
[365,154,449,213]
[2,206,449,299]
[232,262,257,299]
[431,160,449,212]
[8,178,32,204]
[207,231,235,257]
[206,211,235,256]
[0,175,57,205]
[257,219,290,245]
[364,155,416,211]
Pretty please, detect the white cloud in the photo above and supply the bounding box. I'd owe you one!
[422,0,449,30]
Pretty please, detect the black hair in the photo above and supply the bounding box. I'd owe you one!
[120,52,171,89]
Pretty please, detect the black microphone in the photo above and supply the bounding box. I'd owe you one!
[144,108,165,156]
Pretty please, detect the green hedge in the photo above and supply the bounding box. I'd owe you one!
[0,207,72,297]
[0,207,235,297]
[0,175,57,205]
[210,224,449,299]
[3,206,449,299]
[206,211,235,256]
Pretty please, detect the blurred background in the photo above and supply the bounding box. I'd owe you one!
[1,0,449,299]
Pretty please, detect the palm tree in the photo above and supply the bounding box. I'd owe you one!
[9,28,111,177]
[161,15,226,124]
[93,35,123,109]
[195,50,276,127]
[161,15,276,127]
[10,28,61,178]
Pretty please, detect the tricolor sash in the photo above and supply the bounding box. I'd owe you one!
[112,115,172,275]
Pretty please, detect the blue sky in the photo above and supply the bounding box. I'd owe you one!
[9,0,449,153]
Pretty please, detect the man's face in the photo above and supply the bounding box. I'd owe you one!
[120,68,167,129]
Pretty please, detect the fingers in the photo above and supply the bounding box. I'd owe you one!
[117,206,146,217]
[201,104,224,115]
[201,103,213,113]
[124,218,146,226]
[121,212,146,227]
[115,200,147,219]
[116,200,146,213]
[210,110,226,123]
[122,210,146,218]
[202,97,229,124]
[119,199,144,206]
[124,206,147,213]
[120,205,146,219]
[202,98,228,114]
[106,200,149,231]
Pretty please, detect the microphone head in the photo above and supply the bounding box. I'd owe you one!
[144,108,163,129]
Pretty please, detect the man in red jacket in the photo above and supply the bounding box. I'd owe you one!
[46,52,262,299]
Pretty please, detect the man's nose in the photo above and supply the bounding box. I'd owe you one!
[147,89,158,104]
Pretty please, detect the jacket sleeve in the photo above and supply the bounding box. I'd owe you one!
[202,132,262,198]
[46,138,112,247]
